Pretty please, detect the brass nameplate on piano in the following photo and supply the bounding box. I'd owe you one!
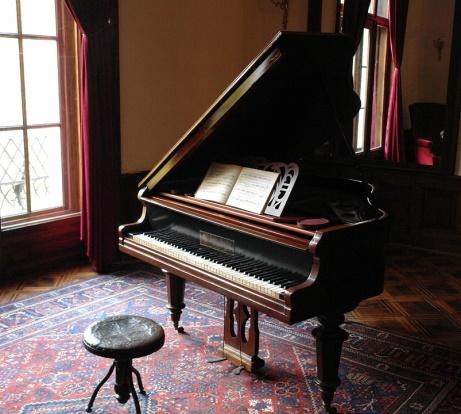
[200,231,235,255]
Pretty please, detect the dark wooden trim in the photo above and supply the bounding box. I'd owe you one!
[308,0,322,32]
[441,0,461,174]
[0,214,85,278]
[365,165,461,255]
[57,0,80,213]
[0,171,146,278]
[120,171,148,225]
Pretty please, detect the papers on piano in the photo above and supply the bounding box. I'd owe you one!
[194,163,279,214]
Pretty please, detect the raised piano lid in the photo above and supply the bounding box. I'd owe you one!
[139,31,361,197]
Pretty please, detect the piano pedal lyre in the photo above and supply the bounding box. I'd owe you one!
[219,298,265,373]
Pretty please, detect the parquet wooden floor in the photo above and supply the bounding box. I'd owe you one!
[1,247,460,349]
[348,246,461,349]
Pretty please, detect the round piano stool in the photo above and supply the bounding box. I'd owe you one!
[82,315,165,414]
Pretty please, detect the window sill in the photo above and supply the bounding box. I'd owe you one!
[1,210,81,232]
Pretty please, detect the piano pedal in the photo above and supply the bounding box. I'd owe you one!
[206,356,227,364]
[232,364,245,375]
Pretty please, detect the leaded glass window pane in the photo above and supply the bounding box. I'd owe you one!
[28,127,63,211]
[0,130,27,217]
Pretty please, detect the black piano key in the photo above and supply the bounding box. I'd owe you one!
[237,262,258,272]
[281,280,303,289]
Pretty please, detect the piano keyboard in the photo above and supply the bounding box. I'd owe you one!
[131,229,306,299]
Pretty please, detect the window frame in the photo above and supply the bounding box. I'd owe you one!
[337,0,391,159]
[0,0,80,229]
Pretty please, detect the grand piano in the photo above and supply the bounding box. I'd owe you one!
[119,32,388,413]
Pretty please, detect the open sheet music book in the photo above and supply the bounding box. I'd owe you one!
[194,163,279,214]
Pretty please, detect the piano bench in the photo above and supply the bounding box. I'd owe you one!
[82,315,165,414]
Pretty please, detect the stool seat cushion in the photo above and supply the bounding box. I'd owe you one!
[83,315,165,359]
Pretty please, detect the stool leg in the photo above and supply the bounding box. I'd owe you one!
[132,366,146,395]
[128,371,142,414]
[86,362,115,413]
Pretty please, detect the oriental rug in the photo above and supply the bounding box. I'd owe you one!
[0,267,460,414]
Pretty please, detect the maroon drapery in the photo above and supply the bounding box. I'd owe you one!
[64,0,121,272]
[384,0,408,162]
[342,0,371,52]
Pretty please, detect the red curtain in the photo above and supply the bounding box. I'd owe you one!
[64,0,121,272]
[342,0,371,52]
[384,0,409,162]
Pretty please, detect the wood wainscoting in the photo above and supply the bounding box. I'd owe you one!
[365,166,461,255]
[0,171,146,279]
[0,214,84,278]
[2,169,459,278]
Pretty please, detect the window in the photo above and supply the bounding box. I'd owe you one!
[0,0,79,227]
[338,0,390,155]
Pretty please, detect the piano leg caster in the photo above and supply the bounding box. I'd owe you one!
[174,324,185,334]
[312,313,349,414]
[164,270,186,334]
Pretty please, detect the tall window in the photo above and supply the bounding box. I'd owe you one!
[339,0,390,155]
[0,0,79,227]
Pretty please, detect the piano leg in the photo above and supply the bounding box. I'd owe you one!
[221,298,265,373]
[312,313,349,414]
[163,270,185,333]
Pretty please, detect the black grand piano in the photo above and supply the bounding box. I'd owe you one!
[119,32,388,413]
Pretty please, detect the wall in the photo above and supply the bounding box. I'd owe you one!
[401,0,454,128]
[119,0,307,174]
[321,0,337,33]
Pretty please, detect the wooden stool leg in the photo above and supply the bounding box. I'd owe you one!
[86,362,115,413]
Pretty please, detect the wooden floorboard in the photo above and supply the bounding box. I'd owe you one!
[0,264,97,305]
[1,246,460,349]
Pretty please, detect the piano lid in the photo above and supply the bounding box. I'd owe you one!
[139,31,361,192]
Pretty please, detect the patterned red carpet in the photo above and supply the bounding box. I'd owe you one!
[0,267,460,413]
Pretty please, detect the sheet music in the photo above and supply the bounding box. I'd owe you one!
[226,167,279,214]
[194,163,242,204]
[195,163,280,214]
